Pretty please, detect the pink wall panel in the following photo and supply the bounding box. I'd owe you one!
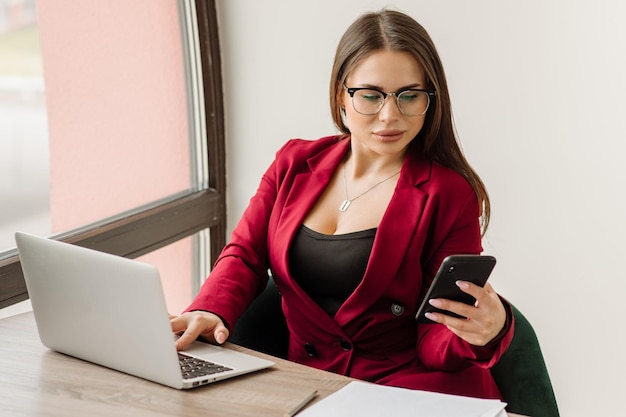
[37,0,190,231]
[37,0,192,313]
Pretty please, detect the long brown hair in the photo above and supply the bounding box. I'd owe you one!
[329,9,490,234]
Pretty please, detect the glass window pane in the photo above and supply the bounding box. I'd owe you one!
[0,1,218,319]
[0,1,196,254]
[39,1,192,234]
[0,0,49,253]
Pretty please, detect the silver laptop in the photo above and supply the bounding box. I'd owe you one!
[15,232,274,389]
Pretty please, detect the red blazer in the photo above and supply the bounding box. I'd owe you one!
[187,136,513,399]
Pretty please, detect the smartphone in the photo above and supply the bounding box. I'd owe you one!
[415,255,496,323]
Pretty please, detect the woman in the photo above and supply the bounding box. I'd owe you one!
[171,9,513,399]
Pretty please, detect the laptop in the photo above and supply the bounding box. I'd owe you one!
[15,232,274,389]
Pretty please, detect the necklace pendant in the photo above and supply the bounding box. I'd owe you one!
[339,199,351,212]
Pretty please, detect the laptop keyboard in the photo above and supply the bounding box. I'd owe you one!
[178,353,233,379]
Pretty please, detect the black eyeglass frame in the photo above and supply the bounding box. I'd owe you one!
[344,85,436,116]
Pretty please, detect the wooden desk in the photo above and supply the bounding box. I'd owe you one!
[0,312,525,417]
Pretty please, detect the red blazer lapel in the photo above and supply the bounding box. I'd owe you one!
[335,152,432,328]
[271,139,350,287]
[270,139,434,331]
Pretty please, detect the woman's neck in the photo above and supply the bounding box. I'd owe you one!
[345,146,406,179]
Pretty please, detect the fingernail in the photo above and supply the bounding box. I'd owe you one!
[456,280,469,289]
[425,312,439,322]
[216,332,226,344]
[429,299,443,308]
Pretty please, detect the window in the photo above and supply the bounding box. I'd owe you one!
[0,0,225,312]
[0,0,48,254]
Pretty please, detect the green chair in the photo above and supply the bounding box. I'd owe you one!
[230,277,559,417]
[230,276,289,359]
[491,304,560,417]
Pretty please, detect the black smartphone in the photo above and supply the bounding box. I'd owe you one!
[415,255,496,323]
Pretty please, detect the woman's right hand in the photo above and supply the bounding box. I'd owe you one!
[170,311,230,350]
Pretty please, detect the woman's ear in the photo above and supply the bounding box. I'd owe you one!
[338,92,346,111]
[340,105,349,130]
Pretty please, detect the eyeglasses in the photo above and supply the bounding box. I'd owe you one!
[344,85,436,116]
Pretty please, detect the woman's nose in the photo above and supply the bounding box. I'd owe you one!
[378,95,402,121]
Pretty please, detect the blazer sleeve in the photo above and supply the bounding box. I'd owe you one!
[415,186,514,371]
[184,144,285,328]
[417,300,514,371]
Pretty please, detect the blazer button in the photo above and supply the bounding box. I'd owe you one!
[304,342,317,357]
[340,339,352,351]
[391,303,405,316]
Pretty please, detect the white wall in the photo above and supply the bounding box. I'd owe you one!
[217,1,626,416]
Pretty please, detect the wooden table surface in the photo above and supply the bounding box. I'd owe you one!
[0,311,525,416]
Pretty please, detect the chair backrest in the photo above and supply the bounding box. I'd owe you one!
[491,304,560,417]
[231,278,559,417]
[230,276,288,359]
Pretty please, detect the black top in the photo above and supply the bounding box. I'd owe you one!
[289,225,376,317]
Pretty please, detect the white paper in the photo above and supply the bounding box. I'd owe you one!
[298,381,507,417]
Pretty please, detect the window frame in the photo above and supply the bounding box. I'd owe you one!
[0,0,225,310]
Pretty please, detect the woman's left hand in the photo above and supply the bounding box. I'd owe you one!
[424,281,507,346]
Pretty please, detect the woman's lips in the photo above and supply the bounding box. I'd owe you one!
[373,130,404,142]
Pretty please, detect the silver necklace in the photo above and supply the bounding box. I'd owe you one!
[339,165,401,212]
